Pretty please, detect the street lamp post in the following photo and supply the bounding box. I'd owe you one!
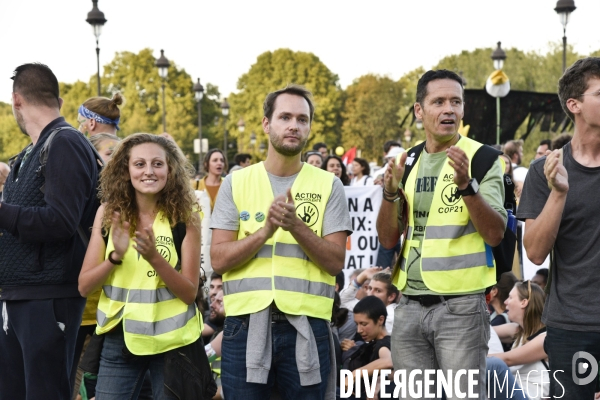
[250,131,257,148]
[237,118,245,151]
[555,0,576,73]
[221,98,230,153]
[86,0,107,96]
[193,78,204,164]
[155,50,170,133]
[491,42,507,145]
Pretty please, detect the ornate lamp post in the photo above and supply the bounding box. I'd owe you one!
[86,0,107,96]
[220,98,230,153]
[193,78,204,163]
[491,42,507,145]
[155,50,170,133]
[555,0,576,73]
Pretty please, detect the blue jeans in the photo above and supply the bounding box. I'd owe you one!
[391,294,489,400]
[486,357,529,400]
[221,315,331,400]
[95,328,176,400]
[544,326,600,400]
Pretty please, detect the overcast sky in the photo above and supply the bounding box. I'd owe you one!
[1,0,599,104]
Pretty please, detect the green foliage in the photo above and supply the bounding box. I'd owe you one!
[340,74,406,161]
[227,49,342,159]
[0,102,29,161]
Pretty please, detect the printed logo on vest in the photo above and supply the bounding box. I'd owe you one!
[240,211,250,221]
[441,183,461,206]
[294,193,322,203]
[295,202,319,227]
[155,236,174,263]
[255,211,265,222]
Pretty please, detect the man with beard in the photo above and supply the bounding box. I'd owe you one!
[207,290,225,399]
[202,272,224,341]
[210,84,351,399]
[0,63,99,399]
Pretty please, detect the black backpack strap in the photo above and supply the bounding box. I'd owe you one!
[470,144,502,184]
[401,141,427,187]
[172,222,187,271]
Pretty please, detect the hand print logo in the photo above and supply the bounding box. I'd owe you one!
[295,202,319,227]
[441,184,461,206]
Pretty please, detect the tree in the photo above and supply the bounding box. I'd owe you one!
[0,102,29,162]
[340,74,405,161]
[227,49,342,159]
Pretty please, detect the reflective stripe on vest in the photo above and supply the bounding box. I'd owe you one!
[97,307,124,328]
[393,136,496,293]
[226,162,335,319]
[125,303,196,336]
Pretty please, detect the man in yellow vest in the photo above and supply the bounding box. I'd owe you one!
[377,70,507,399]
[210,84,351,399]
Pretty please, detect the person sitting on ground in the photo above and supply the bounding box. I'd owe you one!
[341,296,393,400]
[366,271,399,334]
[488,281,549,400]
[339,267,379,310]
[531,268,548,291]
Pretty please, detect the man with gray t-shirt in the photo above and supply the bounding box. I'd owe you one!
[210,84,351,400]
[518,57,600,399]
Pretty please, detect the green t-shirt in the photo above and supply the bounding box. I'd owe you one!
[402,147,507,296]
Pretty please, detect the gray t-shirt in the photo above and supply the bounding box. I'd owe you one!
[210,165,352,237]
[518,142,600,332]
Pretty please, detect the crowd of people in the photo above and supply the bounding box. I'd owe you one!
[0,57,599,400]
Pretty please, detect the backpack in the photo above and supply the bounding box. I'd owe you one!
[38,126,105,246]
[401,142,517,283]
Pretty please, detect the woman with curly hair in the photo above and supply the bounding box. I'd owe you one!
[79,133,207,399]
[322,155,350,186]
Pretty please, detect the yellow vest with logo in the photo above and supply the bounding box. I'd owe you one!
[225,162,335,320]
[96,212,202,355]
[392,136,496,293]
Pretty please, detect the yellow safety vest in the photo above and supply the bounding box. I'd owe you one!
[393,136,496,293]
[96,212,202,355]
[224,162,335,320]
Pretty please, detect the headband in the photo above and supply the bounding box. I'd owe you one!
[78,105,120,130]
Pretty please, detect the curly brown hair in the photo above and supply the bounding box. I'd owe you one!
[99,133,197,235]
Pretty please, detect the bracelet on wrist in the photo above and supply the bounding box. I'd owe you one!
[108,250,123,265]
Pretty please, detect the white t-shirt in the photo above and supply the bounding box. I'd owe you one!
[512,164,528,183]
[350,175,374,187]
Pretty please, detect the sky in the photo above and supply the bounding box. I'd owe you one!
[1,0,599,104]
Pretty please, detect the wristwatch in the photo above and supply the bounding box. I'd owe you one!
[456,178,479,197]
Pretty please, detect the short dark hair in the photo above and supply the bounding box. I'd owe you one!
[11,63,60,109]
[383,140,402,154]
[371,272,399,303]
[210,272,222,281]
[353,296,387,324]
[539,139,551,148]
[535,268,549,284]
[415,69,464,105]
[493,271,518,305]
[312,142,327,151]
[503,140,523,159]
[263,84,314,122]
[303,151,323,163]
[352,157,370,176]
[551,133,572,150]
[234,153,251,166]
[558,57,600,122]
